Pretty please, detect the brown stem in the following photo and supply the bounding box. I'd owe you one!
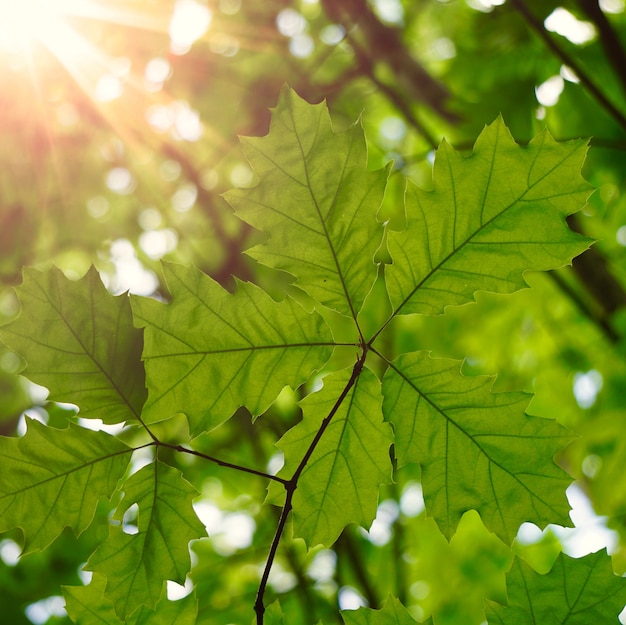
[511,0,626,132]
[157,441,288,483]
[254,351,367,624]
[578,0,626,98]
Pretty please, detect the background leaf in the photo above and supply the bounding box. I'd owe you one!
[385,119,592,316]
[132,262,335,436]
[0,266,146,424]
[341,596,420,625]
[277,367,393,548]
[486,551,626,624]
[86,460,205,619]
[0,419,131,553]
[382,352,573,543]
[225,87,390,322]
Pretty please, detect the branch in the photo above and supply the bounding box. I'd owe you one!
[254,351,368,624]
[511,0,626,133]
[578,0,626,97]
[157,441,288,484]
[320,0,457,122]
[336,529,381,608]
[567,214,626,333]
[349,45,440,149]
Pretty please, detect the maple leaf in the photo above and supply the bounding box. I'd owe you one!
[381,351,574,543]
[486,551,626,624]
[0,266,146,424]
[63,574,198,625]
[86,460,205,619]
[132,262,335,436]
[341,596,424,625]
[225,86,390,322]
[262,601,288,625]
[0,419,131,553]
[385,119,592,317]
[276,367,393,547]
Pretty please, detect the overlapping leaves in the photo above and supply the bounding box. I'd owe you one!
[486,552,626,624]
[0,419,131,553]
[1,266,146,424]
[275,367,393,547]
[381,352,573,543]
[132,262,335,436]
[0,90,599,624]
[86,461,204,619]
[230,89,587,545]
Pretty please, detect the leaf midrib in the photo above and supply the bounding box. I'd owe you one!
[384,358,565,523]
[384,138,582,327]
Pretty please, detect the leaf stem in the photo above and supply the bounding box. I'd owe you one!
[254,350,368,624]
[156,441,288,484]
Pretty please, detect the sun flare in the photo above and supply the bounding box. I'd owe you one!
[0,0,64,51]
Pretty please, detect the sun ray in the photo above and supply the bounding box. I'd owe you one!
[60,0,171,35]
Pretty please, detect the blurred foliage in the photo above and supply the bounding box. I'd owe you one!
[2,0,626,623]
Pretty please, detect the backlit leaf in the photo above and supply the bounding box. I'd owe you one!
[132,262,335,436]
[382,352,573,543]
[341,596,420,625]
[0,266,146,424]
[486,551,626,624]
[385,119,592,316]
[86,460,204,619]
[277,367,393,547]
[0,419,131,553]
[64,574,198,625]
[225,87,389,321]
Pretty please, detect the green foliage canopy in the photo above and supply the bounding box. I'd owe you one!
[1,2,626,625]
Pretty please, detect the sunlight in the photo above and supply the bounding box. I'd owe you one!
[544,8,596,45]
[0,0,61,51]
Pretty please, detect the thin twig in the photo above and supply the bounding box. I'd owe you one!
[157,441,288,484]
[254,351,368,624]
[254,489,295,625]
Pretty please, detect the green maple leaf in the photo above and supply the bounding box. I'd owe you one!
[225,86,390,321]
[259,601,286,625]
[86,460,205,619]
[64,574,197,625]
[132,262,335,436]
[341,596,422,625]
[276,366,393,547]
[0,266,146,424]
[385,119,592,316]
[486,551,626,624]
[0,419,131,553]
[381,352,573,543]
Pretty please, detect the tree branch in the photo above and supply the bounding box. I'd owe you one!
[320,0,457,123]
[336,529,381,608]
[578,0,626,97]
[511,0,626,132]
